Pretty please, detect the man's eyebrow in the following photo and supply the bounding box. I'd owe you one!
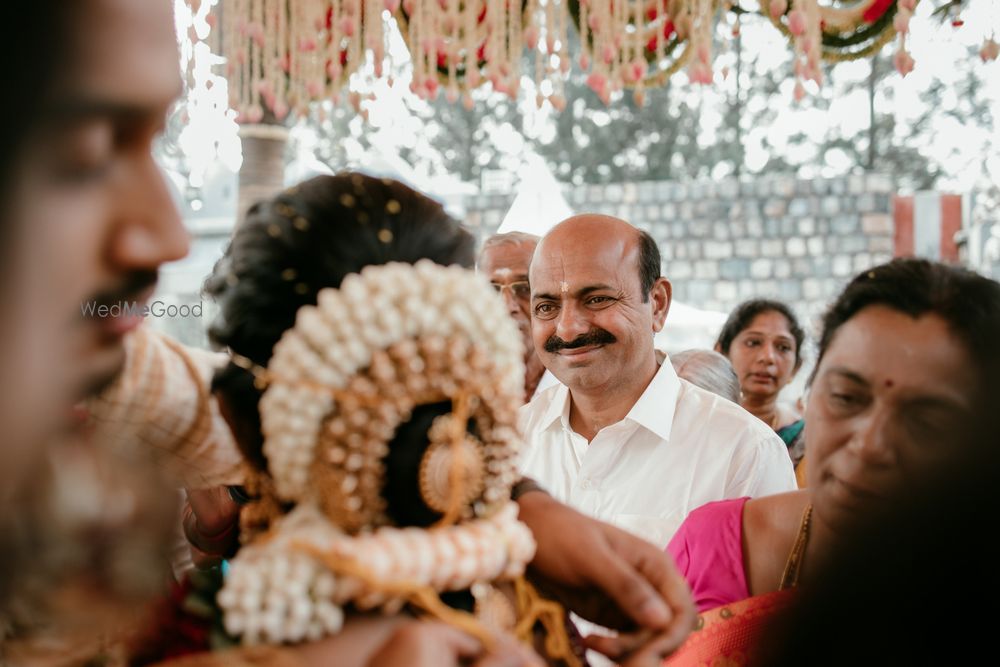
[46,87,183,122]
[576,284,615,297]
[532,284,615,301]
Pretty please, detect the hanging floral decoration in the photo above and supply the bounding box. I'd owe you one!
[221,0,389,123]
[565,0,723,104]
[767,1,911,67]
[204,0,996,117]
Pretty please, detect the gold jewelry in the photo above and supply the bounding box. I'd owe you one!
[419,420,487,516]
[779,503,813,589]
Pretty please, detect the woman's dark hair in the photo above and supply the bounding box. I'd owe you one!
[814,259,1000,386]
[716,299,805,369]
[205,173,475,523]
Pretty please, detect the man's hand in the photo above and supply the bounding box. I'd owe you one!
[516,490,696,662]
[182,486,240,569]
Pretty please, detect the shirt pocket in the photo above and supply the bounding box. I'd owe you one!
[610,511,681,550]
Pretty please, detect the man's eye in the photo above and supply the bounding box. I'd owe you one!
[55,160,113,184]
[534,303,556,317]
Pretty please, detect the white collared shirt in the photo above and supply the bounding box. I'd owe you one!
[518,361,797,548]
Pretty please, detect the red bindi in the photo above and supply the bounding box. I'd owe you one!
[884,379,894,388]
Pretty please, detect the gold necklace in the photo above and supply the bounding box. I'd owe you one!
[779,504,813,589]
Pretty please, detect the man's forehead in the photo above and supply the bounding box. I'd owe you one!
[481,242,534,272]
[61,0,181,114]
[530,255,625,291]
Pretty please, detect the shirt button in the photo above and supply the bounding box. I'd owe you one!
[580,478,593,490]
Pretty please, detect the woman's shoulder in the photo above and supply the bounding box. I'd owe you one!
[668,497,752,612]
[743,491,810,547]
[669,497,750,562]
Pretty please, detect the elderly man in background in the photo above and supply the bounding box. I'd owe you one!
[478,232,557,402]
[520,215,796,549]
[670,349,741,403]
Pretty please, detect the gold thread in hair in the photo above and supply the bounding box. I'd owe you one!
[295,282,310,295]
[267,223,282,238]
[340,193,356,208]
[293,216,310,231]
[281,268,297,281]
[378,229,394,244]
[275,203,296,217]
[381,177,394,186]
[867,271,876,279]
[357,212,370,225]
[385,199,401,215]
[231,353,256,372]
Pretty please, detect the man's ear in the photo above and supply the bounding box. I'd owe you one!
[650,277,671,333]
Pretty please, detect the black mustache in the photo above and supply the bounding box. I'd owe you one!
[87,270,159,310]
[544,328,617,353]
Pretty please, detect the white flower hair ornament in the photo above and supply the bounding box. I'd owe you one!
[218,261,579,664]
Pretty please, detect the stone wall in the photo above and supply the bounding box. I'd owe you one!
[464,173,896,326]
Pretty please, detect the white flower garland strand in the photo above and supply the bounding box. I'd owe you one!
[219,502,536,645]
[259,260,524,502]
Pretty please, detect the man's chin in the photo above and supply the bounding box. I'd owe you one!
[74,341,127,401]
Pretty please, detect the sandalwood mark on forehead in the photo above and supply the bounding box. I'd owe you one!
[560,281,569,294]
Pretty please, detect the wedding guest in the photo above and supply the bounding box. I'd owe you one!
[669,349,740,403]
[520,215,796,549]
[668,259,1000,616]
[716,299,806,467]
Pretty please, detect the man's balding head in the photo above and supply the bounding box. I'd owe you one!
[528,214,671,394]
[535,215,661,302]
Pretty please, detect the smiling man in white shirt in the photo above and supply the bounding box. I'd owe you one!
[519,214,796,549]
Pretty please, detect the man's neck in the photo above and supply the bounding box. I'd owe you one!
[523,354,546,403]
[567,359,659,442]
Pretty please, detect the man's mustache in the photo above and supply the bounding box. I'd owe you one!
[544,328,617,353]
[84,270,159,314]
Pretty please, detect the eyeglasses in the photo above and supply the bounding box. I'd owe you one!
[491,280,531,303]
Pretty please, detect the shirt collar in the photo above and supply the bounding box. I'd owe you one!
[538,382,572,432]
[537,360,681,442]
[623,361,680,443]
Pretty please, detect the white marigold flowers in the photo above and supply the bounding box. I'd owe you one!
[221,260,537,645]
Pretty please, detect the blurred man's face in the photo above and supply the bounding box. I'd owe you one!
[1,0,188,473]
[479,241,536,361]
[16,0,188,399]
